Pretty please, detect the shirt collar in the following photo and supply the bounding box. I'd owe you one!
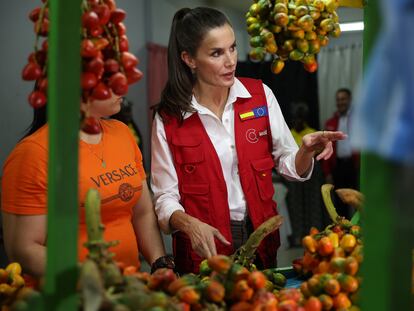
[186,78,252,119]
[339,110,350,119]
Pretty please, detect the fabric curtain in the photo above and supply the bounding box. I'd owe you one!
[236,60,320,130]
[317,42,363,128]
[146,42,168,130]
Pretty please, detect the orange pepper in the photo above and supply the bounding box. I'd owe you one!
[302,235,317,253]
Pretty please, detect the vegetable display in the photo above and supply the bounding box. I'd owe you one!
[21,0,143,134]
[246,0,342,74]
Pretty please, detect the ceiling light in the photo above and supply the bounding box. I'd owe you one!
[340,21,364,32]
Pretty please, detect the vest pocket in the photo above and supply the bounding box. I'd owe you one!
[181,183,210,222]
[172,135,204,164]
[251,157,275,201]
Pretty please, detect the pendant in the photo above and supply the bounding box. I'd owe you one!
[102,160,106,168]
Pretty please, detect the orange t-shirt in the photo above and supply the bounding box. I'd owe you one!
[1,119,146,267]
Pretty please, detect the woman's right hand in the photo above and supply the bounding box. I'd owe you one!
[186,218,231,258]
[170,211,231,259]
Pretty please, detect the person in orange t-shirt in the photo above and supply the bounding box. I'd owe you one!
[1,91,169,279]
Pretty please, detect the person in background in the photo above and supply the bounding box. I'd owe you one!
[1,92,171,281]
[323,88,360,218]
[290,102,317,145]
[151,7,346,274]
[287,103,329,246]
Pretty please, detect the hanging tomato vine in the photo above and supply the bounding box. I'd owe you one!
[21,0,143,134]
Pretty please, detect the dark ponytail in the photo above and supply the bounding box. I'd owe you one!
[22,105,47,139]
[156,7,231,122]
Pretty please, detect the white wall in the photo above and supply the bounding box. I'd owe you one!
[147,0,249,58]
[0,1,37,170]
[0,0,250,171]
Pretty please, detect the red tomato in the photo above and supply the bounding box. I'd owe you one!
[91,82,111,100]
[110,8,126,24]
[22,62,43,81]
[86,57,104,79]
[41,39,48,52]
[81,72,98,90]
[125,67,143,84]
[104,0,117,12]
[89,25,103,37]
[34,18,49,36]
[82,11,100,30]
[82,116,101,134]
[109,72,128,96]
[28,51,46,67]
[28,90,47,109]
[29,7,41,22]
[93,4,111,25]
[119,35,129,52]
[116,22,126,36]
[81,39,99,58]
[104,58,120,73]
[37,78,48,92]
[121,52,138,70]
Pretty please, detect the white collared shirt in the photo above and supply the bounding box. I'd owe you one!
[336,112,353,158]
[151,78,313,233]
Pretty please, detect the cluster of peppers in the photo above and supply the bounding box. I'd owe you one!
[246,0,342,74]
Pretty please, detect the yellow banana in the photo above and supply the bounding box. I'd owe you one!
[321,184,341,223]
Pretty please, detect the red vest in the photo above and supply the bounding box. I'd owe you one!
[163,78,280,273]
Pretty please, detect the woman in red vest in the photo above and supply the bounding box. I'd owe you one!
[151,7,346,274]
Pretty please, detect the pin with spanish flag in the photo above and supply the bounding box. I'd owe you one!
[239,105,268,121]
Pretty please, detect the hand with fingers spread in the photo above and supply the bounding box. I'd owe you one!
[302,130,347,161]
[169,210,231,259]
[185,218,231,259]
[294,130,347,177]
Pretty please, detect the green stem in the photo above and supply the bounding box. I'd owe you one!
[84,189,104,242]
[34,1,49,53]
[112,25,123,72]
[232,215,283,266]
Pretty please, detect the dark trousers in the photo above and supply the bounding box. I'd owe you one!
[333,157,359,219]
[230,218,268,269]
[230,219,253,251]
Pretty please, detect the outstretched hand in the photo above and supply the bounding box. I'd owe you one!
[302,131,347,161]
[186,218,231,259]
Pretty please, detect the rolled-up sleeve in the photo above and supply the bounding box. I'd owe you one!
[264,84,313,181]
[150,113,185,233]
